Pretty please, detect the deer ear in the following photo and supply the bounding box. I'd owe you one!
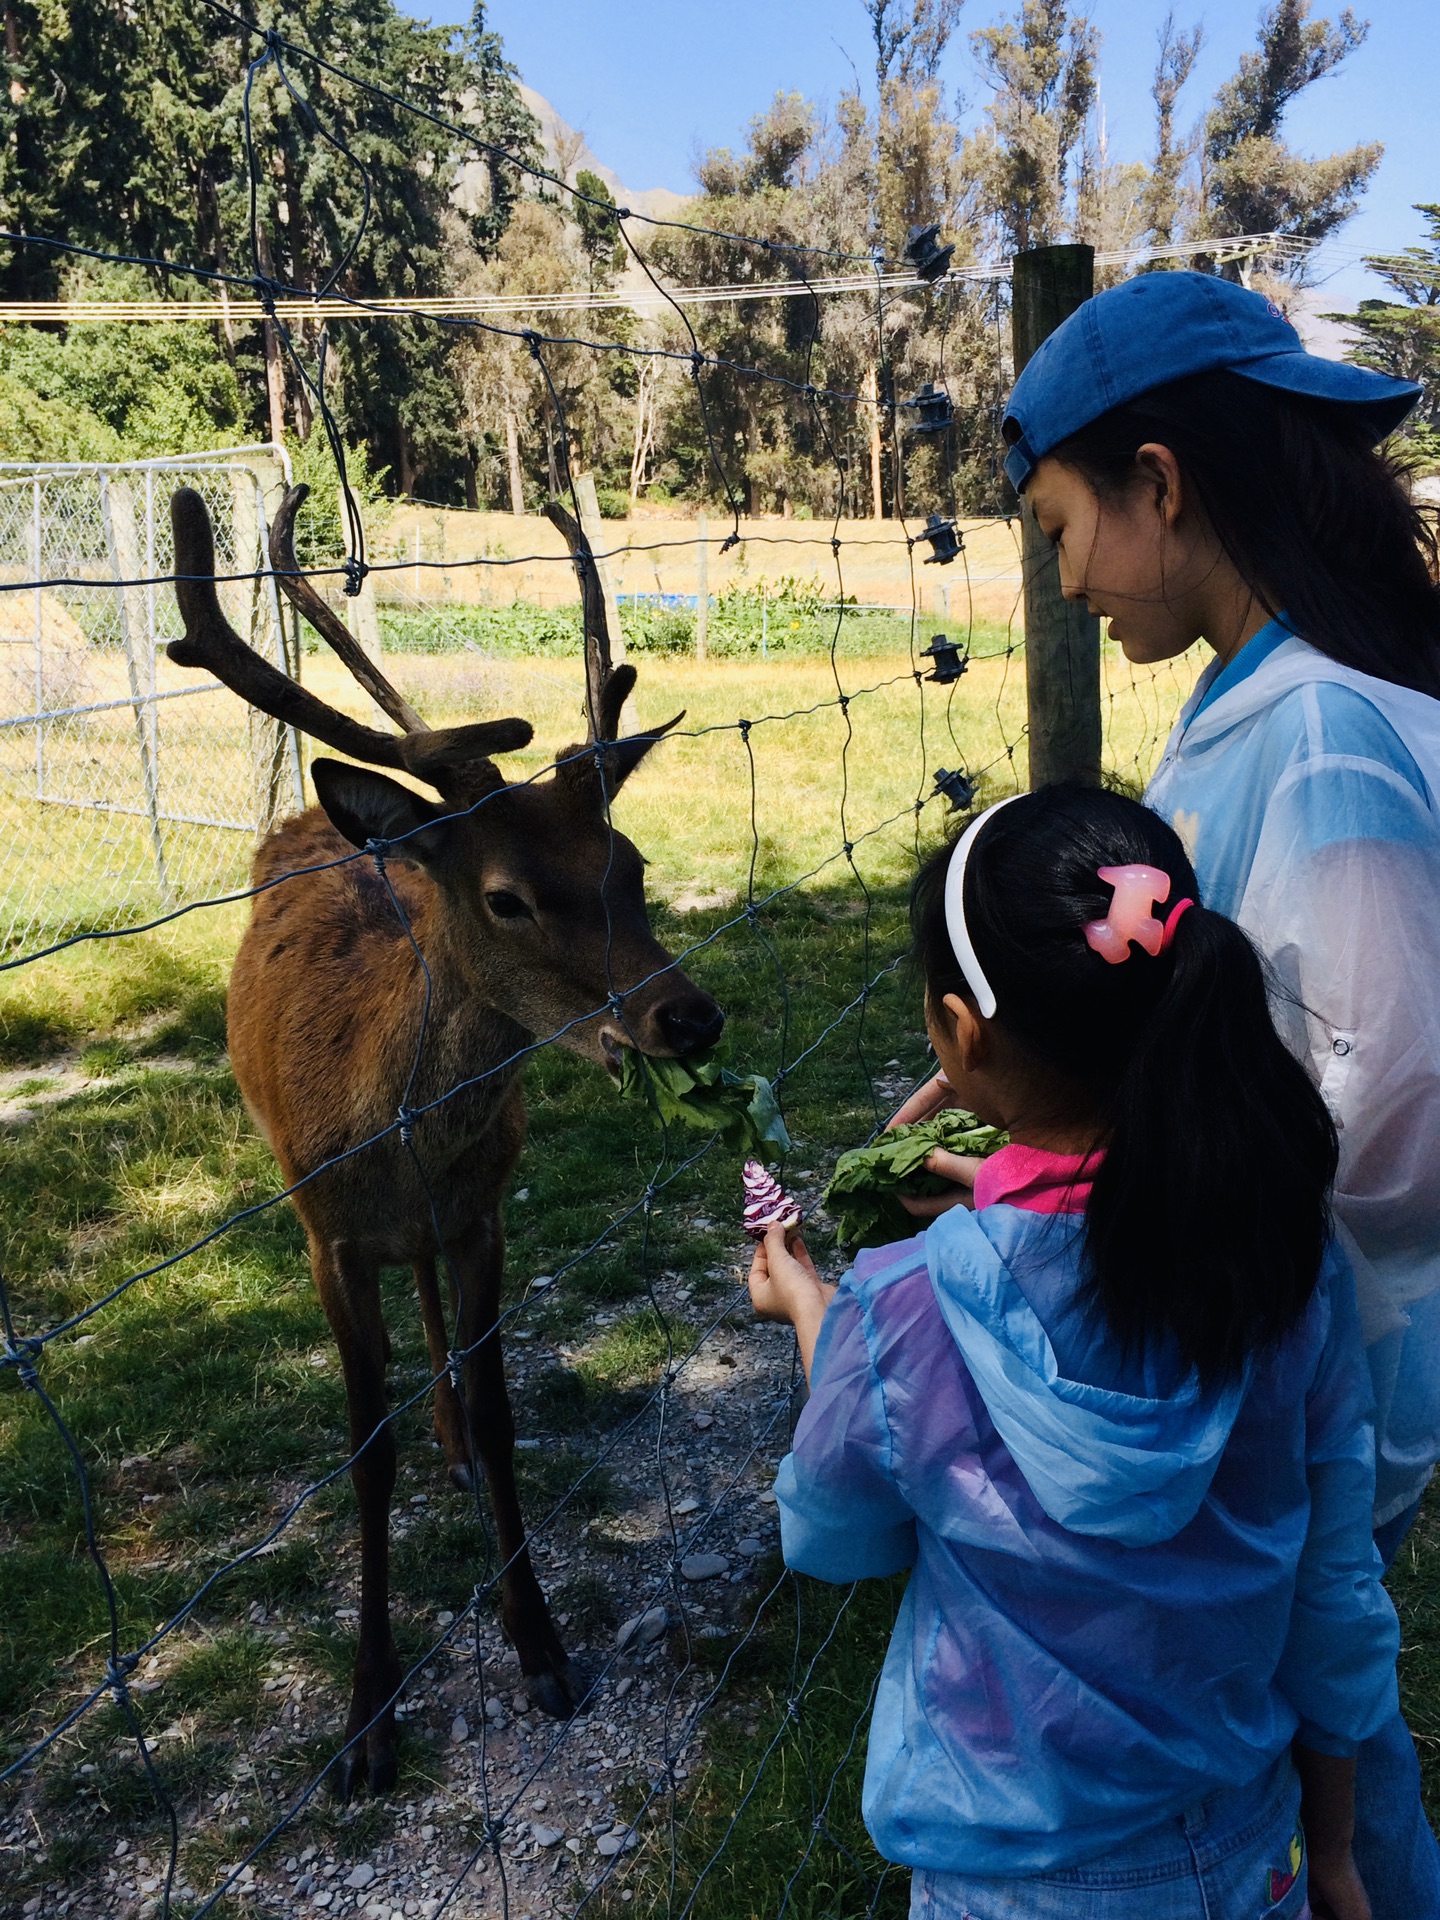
[311,760,452,866]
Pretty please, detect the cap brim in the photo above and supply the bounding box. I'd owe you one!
[1236,351,1421,438]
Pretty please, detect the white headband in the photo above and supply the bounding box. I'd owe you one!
[942,795,1023,1020]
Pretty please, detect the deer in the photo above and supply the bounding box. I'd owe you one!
[166,483,723,1798]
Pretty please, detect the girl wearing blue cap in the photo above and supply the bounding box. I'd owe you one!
[893,270,1440,1913]
[752,785,1396,1919]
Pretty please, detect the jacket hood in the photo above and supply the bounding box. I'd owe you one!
[925,1204,1250,1547]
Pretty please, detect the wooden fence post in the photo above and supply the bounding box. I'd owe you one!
[1012,244,1101,788]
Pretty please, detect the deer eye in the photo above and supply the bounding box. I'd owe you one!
[485,889,533,921]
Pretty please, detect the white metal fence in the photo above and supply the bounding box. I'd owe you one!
[0,447,304,956]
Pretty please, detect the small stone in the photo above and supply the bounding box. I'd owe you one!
[616,1606,669,1652]
[344,1864,377,1891]
[692,1414,714,1431]
[529,1274,554,1292]
[565,1837,583,1854]
[673,1496,700,1516]
[681,1553,730,1582]
[296,1875,315,1896]
[614,1677,634,1700]
[758,1488,778,1504]
[512,1690,530,1714]
[24,1900,42,1916]
[314,1896,333,1911]
[450,1714,469,1743]
[736,1538,763,1557]
[515,1437,541,1450]
[596,1833,623,1857]
[436,1610,454,1628]
[420,1825,434,1842]
[530,1826,564,1848]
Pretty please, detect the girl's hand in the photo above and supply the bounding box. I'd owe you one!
[887,1074,979,1217]
[885,1071,958,1130]
[897,1150,982,1217]
[1307,1847,1371,1920]
[749,1226,835,1384]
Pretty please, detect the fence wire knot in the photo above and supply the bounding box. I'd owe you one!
[607,992,625,1018]
[485,1817,505,1853]
[396,1104,416,1147]
[106,1652,139,1696]
[523,329,543,360]
[1,1335,41,1389]
[720,531,740,554]
[446,1347,463,1391]
[342,556,368,597]
[365,836,391,874]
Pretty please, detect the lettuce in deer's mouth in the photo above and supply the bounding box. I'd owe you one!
[616,1045,791,1161]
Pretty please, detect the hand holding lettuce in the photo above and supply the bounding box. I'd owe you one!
[823,1109,1006,1250]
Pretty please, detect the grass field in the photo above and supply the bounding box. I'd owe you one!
[7,633,1426,1919]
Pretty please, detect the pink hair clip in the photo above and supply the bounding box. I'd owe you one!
[1084,865,1194,964]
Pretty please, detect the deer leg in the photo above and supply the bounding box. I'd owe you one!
[413,1255,473,1491]
[313,1237,402,1798]
[446,1219,582,1720]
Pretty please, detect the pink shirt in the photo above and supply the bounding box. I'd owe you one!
[972,1143,1099,1215]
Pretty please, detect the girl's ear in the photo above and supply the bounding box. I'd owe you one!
[940,991,985,1072]
[1134,442,1186,528]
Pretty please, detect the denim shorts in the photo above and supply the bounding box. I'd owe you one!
[910,1757,1309,1920]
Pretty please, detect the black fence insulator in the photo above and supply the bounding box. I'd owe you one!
[908,383,953,433]
[920,634,966,684]
[920,513,963,566]
[904,222,955,285]
[932,766,978,810]
[342,556,367,597]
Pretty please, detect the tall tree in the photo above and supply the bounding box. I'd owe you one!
[866,0,966,89]
[1141,11,1204,252]
[1330,205,1440,459]
[1201,0,1380,276]
[968,0,1098,255]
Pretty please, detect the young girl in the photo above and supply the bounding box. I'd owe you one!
[751,786,1398,1920]
[893,271,1440,1911]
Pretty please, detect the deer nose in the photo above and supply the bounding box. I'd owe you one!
[656,996,725,1057]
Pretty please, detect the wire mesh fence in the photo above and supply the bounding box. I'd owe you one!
[0,450,303,958]
[0,19,1212,1920]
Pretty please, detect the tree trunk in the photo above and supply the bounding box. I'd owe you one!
[464,452,479,512]
[505,409,526,514]
[864,364,884,520]
[262,319,286,447]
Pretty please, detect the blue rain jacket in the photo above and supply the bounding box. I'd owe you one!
[1148,622,1440,1524]
[777,1202,1399,1876]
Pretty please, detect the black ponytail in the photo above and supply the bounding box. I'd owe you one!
[911,784,1338,1385]
[1051,368,1440,698]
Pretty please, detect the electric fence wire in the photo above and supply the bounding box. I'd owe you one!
[0,16,1182,1917]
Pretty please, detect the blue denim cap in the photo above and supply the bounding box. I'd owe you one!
[1002,270,1421,492]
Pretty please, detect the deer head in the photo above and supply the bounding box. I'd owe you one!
[168,485,722,1066]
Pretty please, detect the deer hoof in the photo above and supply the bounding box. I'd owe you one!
[448,1461,475,1493]
[527,1662,587,1720]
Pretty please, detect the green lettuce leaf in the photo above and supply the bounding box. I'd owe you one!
[823,1109,1007,1250]
[617,1045,792,1161]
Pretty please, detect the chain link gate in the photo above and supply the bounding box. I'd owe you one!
[0,447,305,957]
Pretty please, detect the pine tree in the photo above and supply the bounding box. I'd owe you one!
[1330,205,1440,464]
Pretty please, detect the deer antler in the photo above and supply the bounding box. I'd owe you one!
[544,498,640,742]
[269,486,429,735]
[168,487,532,785]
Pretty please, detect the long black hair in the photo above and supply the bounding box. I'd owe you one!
[1048,368,1440,697]
[911,784,1339,1385]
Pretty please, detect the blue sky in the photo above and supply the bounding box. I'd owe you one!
[410,0,1439,310]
